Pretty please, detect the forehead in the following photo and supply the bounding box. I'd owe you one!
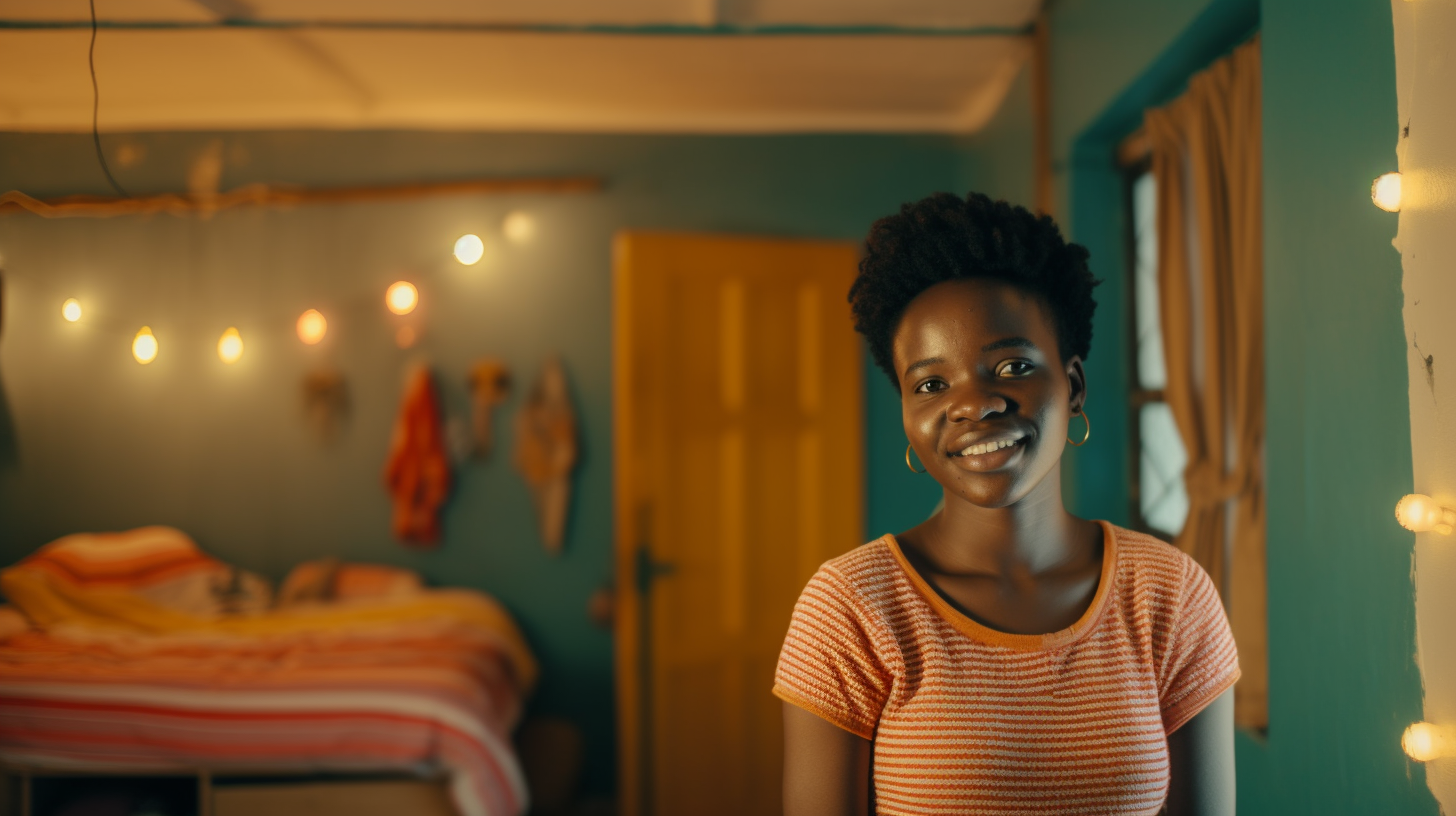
[892,278,1057,358]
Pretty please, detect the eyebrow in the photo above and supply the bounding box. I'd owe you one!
[981,336,1037,353]
[902,356,945,378]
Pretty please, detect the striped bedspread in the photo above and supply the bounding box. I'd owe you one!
[0,528,538,816]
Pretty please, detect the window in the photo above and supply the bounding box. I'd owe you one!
[1124,167,1189,538]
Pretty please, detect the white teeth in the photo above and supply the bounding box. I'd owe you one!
[958,436,1024,456]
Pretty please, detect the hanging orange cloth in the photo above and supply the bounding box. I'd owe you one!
[384,367,451,546]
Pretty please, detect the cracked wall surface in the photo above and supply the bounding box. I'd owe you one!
[1393,0,1456,808]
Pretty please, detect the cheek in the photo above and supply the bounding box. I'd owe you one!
[1035,396,1067,425]
[900,397,938,441]
[1030,395,1072,457]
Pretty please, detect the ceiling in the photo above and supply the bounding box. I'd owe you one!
[0,0,1038,133]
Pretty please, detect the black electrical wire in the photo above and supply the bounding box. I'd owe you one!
[89,0,129,198]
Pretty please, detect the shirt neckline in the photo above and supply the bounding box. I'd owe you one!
[882,519,1118,651]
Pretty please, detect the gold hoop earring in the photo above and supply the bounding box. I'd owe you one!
[905,444,927,473]
[1067,408,1091,447]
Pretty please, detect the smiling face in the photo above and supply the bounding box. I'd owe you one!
[892,278,1086,510]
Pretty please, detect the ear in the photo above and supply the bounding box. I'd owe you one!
[1065,355,1088,413]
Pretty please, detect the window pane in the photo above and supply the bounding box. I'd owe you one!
[1139,401,1188,536]
[1132,171,1168,391]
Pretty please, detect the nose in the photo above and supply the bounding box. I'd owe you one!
[946,381,1011,423]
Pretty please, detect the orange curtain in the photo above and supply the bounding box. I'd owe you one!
[1144,37,1267,731]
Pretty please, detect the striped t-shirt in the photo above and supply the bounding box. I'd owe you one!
[773,521,1239,815]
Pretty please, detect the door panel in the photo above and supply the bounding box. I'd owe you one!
[615,233,864,816]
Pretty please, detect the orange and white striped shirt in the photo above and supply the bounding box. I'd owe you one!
[774,521,1239,815]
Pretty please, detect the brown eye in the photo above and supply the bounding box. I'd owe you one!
[914,379,947,394]
[996,360,1035,378]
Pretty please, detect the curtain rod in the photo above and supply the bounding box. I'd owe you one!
[0,19,1033,37]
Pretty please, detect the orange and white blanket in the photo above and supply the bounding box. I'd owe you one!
[0,528,537,816]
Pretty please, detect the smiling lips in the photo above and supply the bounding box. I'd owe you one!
[953,431,1028,458]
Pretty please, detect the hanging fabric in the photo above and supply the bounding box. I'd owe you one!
[384,366,452,546]
[1144,36,1267,730]
[514,358,579,555]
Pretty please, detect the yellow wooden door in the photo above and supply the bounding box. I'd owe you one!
[613,232,865,816]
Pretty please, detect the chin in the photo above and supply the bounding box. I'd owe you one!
[939,474,1026,510]
[933,461,1056,511]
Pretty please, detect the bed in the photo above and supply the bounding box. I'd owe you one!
[0,527,536,816]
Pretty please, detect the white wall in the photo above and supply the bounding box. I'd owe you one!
[1394,0,1456,808]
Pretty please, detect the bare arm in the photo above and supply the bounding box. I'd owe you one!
[1165,688,1235,816]
[783,701,872,816]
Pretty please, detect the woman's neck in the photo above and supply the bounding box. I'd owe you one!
[908,473,1092,579]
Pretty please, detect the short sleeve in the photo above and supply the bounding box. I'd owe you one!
[772,568,893,740]
[1157,557,1241,734]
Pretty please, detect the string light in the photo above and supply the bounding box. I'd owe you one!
[1403,722,1450,761]
[386,281,418,315]
[132,326,158,364]
[1372,172,1403,212]
[502,211,535,244]
[297,309,327,344]
[1395,494,1456,534]
[217,327,243,364]
[19,251,471,364]
[454,234,485,265]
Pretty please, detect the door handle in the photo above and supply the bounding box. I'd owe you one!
[634,546,677,596]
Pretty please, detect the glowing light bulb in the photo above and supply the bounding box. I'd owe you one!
[297,309,327,345]
[1396,494,1456,534]
[502,211,535,244]
[61,298,82,322]
[386,281,418,315]
[217,327,243,364]
[1404,722,1449,762]
[454,234,485,265]
[1372,172,1403,212]
[132,326,158,364]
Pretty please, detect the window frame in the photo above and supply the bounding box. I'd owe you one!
[1118,151,1177,544]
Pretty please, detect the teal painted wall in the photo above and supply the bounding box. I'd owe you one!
[958,68,1035,209]
[1247,1,1433,812]
[0,131,967,792]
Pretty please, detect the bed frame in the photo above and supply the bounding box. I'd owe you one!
[0,764,459,816]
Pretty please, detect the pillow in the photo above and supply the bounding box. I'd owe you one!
[277,559,423,606]
[335,563,423,601]
[23,526,222,590]
[18,526,272,617]
[276,558,341,607]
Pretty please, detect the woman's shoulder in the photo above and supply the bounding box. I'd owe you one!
[803,536,910,609]
[817,536,901,582]
[1102,521,1207,601]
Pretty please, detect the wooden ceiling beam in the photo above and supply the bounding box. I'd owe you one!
[0,176,604,219]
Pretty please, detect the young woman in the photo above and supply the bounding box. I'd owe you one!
[774,193,1237,816]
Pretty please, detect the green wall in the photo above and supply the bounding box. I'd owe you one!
[1249,0,1432,812]
[0,131,966,793]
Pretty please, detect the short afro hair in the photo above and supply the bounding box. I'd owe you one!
[849,192,1099,388]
